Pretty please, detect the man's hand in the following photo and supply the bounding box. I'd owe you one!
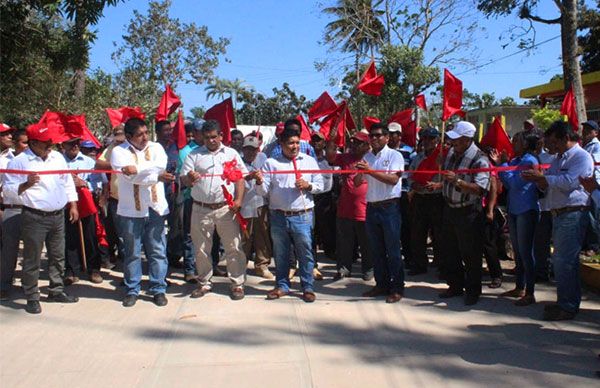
[187,171,201,184]
[521,169,544,182]
[68,202,79,223]
[295,178,312,191]
[486,209,494,223]
[158,172,176,183]
[355,160,370,171]
[26,173,41,186]
[442,171,457,183]
[72,174,88,188]
[254,170,264,185]
[425,181,443,191]
[230,199,242,213]
[579,176,600,194]
[121,166,137,176]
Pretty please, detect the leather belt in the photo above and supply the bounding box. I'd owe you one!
[23,206,64,216]
[550,206,590,217]
[274,208,312,216]
[0,204,22,210]
[193,200,227,210]
[367,198,398,208]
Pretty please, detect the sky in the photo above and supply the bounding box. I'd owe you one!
[89,0,578,117]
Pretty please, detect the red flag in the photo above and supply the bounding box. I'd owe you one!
[480,116,514,159]
[296,115,312,141]
[204,97,236,145]
[388,109,414,128]
[76,186,98,219]
[388,109,417,147]
[319,101,355,148]
[37,111,69,143]
[415,94,427,111]
[363,116,380,130]
[155,85,181,121]
[308,92,338,123]
[560,87,579,131]
[105,106,146,128]
[66,114,101,148]
[413,144,448,185]
[358,61,385,96]
[442,69,465,121]
[172,110,187,150]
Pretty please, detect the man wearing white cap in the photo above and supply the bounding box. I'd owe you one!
[439,121,491,306]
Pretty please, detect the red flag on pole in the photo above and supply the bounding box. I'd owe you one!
[172,110,187,149]
[412,144,448,185]
[358,61,385,96]
[105,107,146,128]
[363,116,380,130]
[155,85,181,121]
[296,115,312,141]
[480,116,514,158]
[37,111,69,143]
[442,69,465,121]
[308,91,338,123]
[203,97,236,145]
[319,101,354,148]
[415,94,427,111]
[388,109,417,147]
[560,87,579,131]
[66,114,102,148]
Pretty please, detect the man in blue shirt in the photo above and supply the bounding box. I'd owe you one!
[582,120,600,256]
[523,120,594,321]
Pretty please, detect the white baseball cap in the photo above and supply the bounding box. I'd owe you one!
[388,122,402,133]
[446,121,476,139]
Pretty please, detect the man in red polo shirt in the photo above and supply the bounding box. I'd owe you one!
[326,131,373,280]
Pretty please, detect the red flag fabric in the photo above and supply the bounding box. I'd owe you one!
[388,109,417,147]
[37,111,69,143]
[308,91,338,123]
[296,115,312,141]
[66,114,102,147]
[105,106,146,128]
[480,116,514,159]
[363,116,380,130]
[319,101,355,147]
[203,97,236,145]
[442,69,465,121]
[560,87,579,131]
[412,144,448,185]
[415,94,427,111]
[94,212,109,248]
[172,110,187,149]
[358,61,385,96]
[155,85,181,122]
[76,186,98,219]
[388,109,413,128]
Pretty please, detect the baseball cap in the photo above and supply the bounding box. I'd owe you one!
[0,123,13,133]
[81,140,99,148]
[275,122,285,135]
[192,119,205,131]
[351,131,369,143]
[388,122,402,133]
[311,131,325,140]
[419,127,441,138]
[243,136,260,149]
[446,121,476,139]
[26,123,54,143]
[582,120,599,131]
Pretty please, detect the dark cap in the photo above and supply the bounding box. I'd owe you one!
[582,120,599,131]
[419,127,440,138]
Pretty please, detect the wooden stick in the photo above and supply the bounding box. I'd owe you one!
[78,219,88,273]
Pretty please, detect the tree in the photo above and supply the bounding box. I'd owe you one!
[477,0,587,129]
[236,83,311,125]
[531,106,563,130]
[205,78,253,110]
[579,1,600,72]
[190,106,206,119]
[112,0,229,119]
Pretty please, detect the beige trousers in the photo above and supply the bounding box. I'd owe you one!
[242,206,272,270]
[191,204,246,288]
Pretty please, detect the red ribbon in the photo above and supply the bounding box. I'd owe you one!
[221,184,248,233]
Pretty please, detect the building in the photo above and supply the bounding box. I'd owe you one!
[466,106,533,138]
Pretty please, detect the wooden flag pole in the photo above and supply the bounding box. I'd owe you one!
[78,220,88,273]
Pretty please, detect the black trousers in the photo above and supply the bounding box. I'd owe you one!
[313,192,336,258]
[411,193,444,273]
[533,210,553,278]
[336,217,372,275]
[65,213,100,275]
[442,203,485,296]
[399,195,412,264]
[482,208,504,279]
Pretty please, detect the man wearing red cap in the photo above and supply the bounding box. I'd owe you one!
[3,123,79,314]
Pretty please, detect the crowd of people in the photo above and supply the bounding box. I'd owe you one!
[0,116,598,320]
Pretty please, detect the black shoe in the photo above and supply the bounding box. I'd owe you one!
[464,294,479,306]
[332,272,348,281]
[408,268,427,276]
[0,290,10,301]
[25,300,41,314]
[439,288,464,299]
[362,269,374,281]
[543,307,576,321]
[153,293,168,307]
[213,266,227,277]
[47,292,79,303]
[122,294,137,307]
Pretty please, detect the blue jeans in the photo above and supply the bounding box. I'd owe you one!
[182,198,197,275]
[270,210,314,292]
[507,210,538,294]
[552,210,588,313]
[120,209,168,296]
[366,202,404,293]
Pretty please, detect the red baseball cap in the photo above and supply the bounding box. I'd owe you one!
[26,123,55,143]
[275,122,285,135]
[0,123,13,133]
[351,131,369,143]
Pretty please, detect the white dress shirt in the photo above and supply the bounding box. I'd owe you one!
[364,145,404,202]
[0,148,15,199]
[241,153,267,219]
[180,144,248,204]
[256,152,324,211]
[316,156,335,193]
[3,149,77,211]
[110,141,169,218]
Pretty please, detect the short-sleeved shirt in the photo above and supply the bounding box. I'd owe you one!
[99,143,120,200]
[331,153,368,221]
[442,142,490,208]
[363,145,404,203]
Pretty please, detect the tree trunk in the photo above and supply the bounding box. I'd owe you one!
[561,0,587,129]
[72,10,87,100]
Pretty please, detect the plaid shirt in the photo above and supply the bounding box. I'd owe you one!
[442,142,490,208]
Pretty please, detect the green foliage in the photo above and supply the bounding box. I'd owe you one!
[579,0,600,72]
[236,83,311,125]
[189,107,206,119]
[531,106,563,130]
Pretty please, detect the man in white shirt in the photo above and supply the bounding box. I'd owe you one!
[355,123,405,304]
[3,123,79,314]
[256,127,324,303]
[240,136,273,279]
[180,120,248,300]
[110,118,174,308]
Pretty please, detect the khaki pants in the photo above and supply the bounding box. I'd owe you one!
[191,204,246,288]
[242,206,272,270]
